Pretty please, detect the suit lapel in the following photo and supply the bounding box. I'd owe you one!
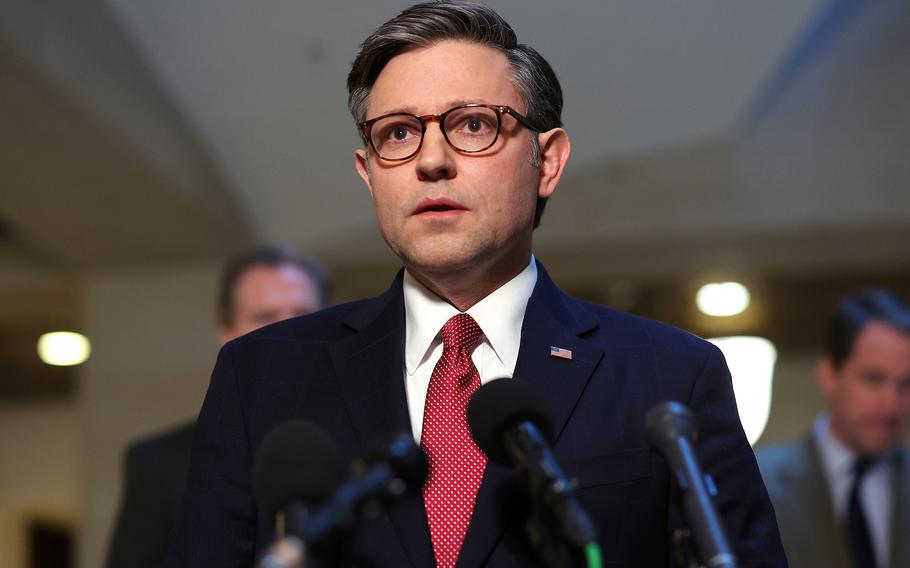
[329,272,434,568]
[793,438,850,568]
[513,269,603,442]
[329,271,411,448]
[457,263,604,567]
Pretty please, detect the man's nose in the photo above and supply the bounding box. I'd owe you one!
[415,122,456,181]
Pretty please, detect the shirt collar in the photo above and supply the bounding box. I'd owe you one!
[403,256,538,375]
[813,412,856,479]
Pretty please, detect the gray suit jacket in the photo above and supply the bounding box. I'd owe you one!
[757,437,910,568]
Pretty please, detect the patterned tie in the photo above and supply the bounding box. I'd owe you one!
[846,457,877,568]
[421,313,488,568]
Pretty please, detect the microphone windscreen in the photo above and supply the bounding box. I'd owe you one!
[363,432,428,487]
[253,420,343,520]
[644,401,698,452]
[467,378,554,465]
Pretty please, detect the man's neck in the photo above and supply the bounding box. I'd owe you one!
[406,253,532,312]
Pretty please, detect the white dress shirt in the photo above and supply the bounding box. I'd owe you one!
[402,257,537,442]
[812,412,895,567]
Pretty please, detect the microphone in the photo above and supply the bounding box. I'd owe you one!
[467,379,599,557]
[252,420,344,568]
[645,401,738,568]
[301,432,428,546]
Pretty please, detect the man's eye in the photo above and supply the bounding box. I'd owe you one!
[391,126,410,140]
[375,120,420,144]
[860,371,886,388]
[453,115,494,135]
[466,118,485,132]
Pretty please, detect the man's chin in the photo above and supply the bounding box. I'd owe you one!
[404,252,476,275]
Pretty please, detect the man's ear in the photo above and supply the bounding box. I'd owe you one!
[817,357,837,397]
[355,148,374,197]
[535,128,570,199]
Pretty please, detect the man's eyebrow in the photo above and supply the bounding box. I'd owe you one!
[443,98,486,109]
[372,99,490,117]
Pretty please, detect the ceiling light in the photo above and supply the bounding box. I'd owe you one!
[37,332,91,366]
[696,281,751,317]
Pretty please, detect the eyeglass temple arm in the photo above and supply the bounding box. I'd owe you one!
[502,107,541,132]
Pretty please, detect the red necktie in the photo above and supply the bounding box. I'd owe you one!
[421,313,488,568]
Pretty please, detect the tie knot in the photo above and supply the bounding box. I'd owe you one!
[441,313,483,350]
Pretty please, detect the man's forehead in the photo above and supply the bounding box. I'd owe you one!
[366,40,518,116]
[235,264,316,296]
[856,320,910,348]
[843,320,910,371]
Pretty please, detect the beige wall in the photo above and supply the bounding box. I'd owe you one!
[0,401,78,568]
[78,260,221,568]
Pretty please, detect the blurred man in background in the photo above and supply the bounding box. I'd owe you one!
[105,245,329,568]
[759,288,910,568]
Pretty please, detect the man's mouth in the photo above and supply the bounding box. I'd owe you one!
[412,198,468,216]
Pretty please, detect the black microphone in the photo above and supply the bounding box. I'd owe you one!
[467,379,598,556]
[646,401,738,568]
[252,420,344,568]
[301,432,428,546]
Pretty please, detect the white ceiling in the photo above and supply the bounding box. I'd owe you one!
[101,0,824,251]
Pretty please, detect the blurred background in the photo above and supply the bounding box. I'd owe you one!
[1,0,908,566]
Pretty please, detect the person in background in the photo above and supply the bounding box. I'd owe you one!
[105,245,329,568]
[758,288,910,568]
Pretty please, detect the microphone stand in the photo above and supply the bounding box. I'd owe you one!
[505,423,601,568]
[668,475,708,568]
[523,506,587,568]
[647,402,738,568]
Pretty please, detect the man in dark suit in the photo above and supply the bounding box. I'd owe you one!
[105,245,328,568]
[758,289,910,568]
[166,2,786,566]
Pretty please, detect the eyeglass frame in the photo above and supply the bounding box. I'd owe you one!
[358,103,540,161]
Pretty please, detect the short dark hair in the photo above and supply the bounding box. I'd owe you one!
[825,288,910,367]
[347,0,563,228]
[218,245,330,327]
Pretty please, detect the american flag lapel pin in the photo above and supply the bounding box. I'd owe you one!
[550,346,573,360]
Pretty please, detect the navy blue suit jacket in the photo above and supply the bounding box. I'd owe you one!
[166,263,786,567]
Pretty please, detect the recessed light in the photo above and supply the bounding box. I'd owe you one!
[37,332,91,366]
[696,281,751,317]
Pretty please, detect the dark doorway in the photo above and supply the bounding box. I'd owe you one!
[29,520,72,568]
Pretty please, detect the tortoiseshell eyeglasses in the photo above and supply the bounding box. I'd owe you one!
[358,104,540,161]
